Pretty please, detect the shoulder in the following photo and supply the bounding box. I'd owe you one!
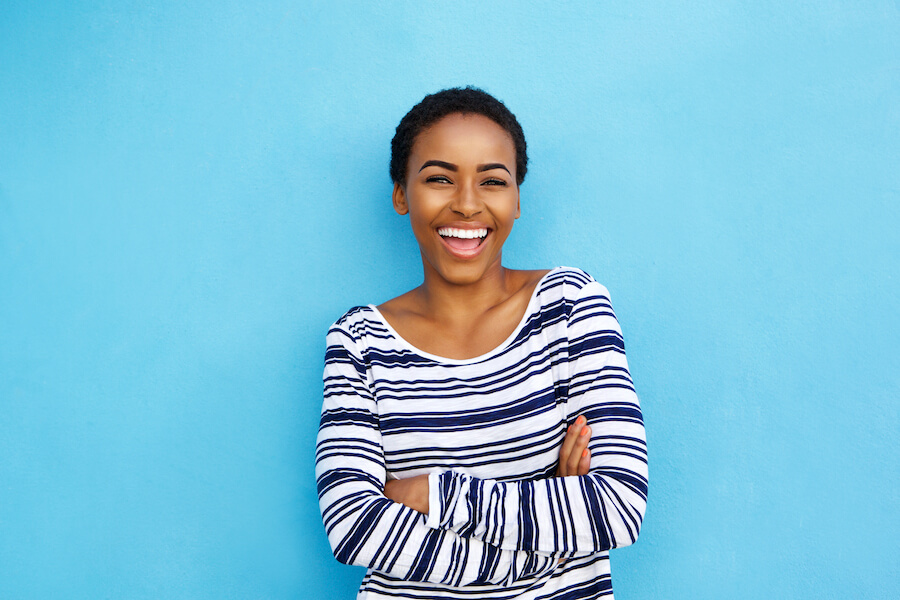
[330,305,372,332]
[327,305,387,348]
[538,267,610,301]
[374,287,421,331]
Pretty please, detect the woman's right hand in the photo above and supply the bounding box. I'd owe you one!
[555,415,592,564]
[556,415,592,477]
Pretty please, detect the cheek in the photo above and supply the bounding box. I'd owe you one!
[406,208,436,247]
[492,197,520,224]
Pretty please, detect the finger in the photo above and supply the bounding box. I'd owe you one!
[557,416,586,476]
[577,447,591,476]
[560,422,589,476]
[566,425,591,475]
[556,422,578,476]
[559,416,584,459]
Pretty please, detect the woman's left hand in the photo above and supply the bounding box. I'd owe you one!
[556,415,592,477]
[384,473,430,514]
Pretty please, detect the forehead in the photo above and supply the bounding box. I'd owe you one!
[410,113,516,162]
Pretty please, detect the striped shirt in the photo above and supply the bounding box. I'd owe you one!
[316,267,648,599]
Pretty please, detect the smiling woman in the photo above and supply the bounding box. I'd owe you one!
[315,87,648,599]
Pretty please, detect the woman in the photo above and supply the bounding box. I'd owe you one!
[316,87,647,599]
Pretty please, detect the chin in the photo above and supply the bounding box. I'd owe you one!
[428,258,501,287]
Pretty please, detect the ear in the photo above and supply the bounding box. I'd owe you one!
[392,183,409,215]
[514,190,520,219]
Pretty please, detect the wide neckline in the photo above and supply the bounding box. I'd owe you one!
[367,268,560,365]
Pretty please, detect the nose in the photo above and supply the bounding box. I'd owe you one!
[449,182,482,218]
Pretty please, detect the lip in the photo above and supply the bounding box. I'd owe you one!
[435,222,492,260]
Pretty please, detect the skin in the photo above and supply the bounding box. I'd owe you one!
[380,113,592,514]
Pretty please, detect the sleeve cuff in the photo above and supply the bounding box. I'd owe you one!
[424,470,443,529]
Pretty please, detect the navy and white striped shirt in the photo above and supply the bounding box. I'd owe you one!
[316,267,648,599]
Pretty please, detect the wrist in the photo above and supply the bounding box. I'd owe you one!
[384,473,430,514]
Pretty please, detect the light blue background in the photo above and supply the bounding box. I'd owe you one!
[2,1,898,598]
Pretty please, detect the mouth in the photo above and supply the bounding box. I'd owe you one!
[436,226,490,259]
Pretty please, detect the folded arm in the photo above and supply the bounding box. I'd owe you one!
[384,415,594,513]
[316,325,559,586]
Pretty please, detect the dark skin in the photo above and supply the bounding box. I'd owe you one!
[377,269,546,360]
[378,113,592,514]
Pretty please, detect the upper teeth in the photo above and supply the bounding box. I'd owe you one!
[437,227,488,239]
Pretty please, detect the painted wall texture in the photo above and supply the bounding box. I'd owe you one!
[1,1,898,598]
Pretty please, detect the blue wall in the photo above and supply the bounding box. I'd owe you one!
[2,1,897,598]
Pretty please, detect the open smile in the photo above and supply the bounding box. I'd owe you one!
[436,226,490,259]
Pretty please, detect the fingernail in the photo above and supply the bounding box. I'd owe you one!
[576,416,585,425]
[580,426,590,436]
[582,449,589,458]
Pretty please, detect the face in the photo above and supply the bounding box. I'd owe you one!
[393,113,520,287]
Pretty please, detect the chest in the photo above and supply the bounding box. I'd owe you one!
[371,338,572,481]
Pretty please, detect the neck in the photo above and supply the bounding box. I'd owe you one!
[416,257,513,320]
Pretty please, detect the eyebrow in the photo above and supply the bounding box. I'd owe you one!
[477,163,511,175]
[419,160,457,172]
[418,160,511,175]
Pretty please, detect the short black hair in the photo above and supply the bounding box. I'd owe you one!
[390,86,528,186]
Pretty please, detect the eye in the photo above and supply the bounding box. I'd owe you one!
[425,175,452,184]
[483,178,508,186]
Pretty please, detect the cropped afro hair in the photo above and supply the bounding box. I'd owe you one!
[390,86,528,186]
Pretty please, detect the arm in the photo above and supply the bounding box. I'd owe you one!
[384,415,594,513]
[422,281,648,555]
[315,323,559,586]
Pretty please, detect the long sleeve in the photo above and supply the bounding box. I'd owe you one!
[315,322,559,586]
[424,281,648,554]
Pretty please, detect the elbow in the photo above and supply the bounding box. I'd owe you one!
[631,506,645,544]
[326,526,359,566]
[321,493,391,568]
[632,477,648,543]
[612,466,647,549]
[604,482,646,551]
[333,547,354,567]
[317,475,385,567]
[617,495,647,549]
[607,508,644,551]
[589,469,647,550]
[319,502,360,566]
